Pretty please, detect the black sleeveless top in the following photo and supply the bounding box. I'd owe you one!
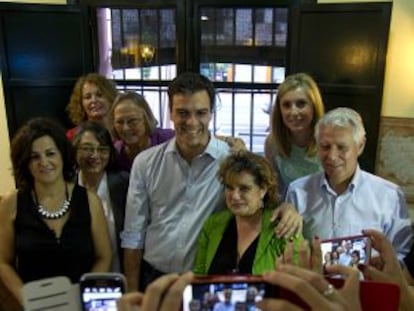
[208,217,259,274]
[14,184,95,283]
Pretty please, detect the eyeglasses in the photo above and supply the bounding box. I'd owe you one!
[114,118,143,128]
[78,144,111,156]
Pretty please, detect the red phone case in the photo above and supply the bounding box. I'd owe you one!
[328,277,400,311]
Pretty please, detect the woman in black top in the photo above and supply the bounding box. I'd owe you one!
[0,117,111,307]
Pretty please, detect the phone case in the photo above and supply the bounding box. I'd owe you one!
[23,276,81,311]
[79,272,126,283]
[328,277,400,311]
[79,272,126,311]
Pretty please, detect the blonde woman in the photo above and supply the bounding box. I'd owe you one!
[265,73,325,195]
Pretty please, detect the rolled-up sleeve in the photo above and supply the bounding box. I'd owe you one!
[121,155,149,249]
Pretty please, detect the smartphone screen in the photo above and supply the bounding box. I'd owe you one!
[183,281,269,311]
[80,274,125,311]
[321,234,372,277]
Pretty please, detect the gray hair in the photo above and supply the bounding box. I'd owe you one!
[315,107,366,145]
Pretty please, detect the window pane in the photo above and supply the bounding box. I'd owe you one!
[97,8,176,80]
[199,7,287,83]
[253,65,270,83]
[255,8,273,46]
[234,64,253,83]
[160,9,176,48]
[275,8,288,47]
[213,89,276,153]
[236,9,252,46]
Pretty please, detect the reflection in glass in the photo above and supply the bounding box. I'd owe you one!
[97,8,176,81]
[199,7,288,83]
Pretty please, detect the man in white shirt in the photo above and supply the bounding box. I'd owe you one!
[286,107,412,260]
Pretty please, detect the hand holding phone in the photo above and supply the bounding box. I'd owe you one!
[79,272,126,311]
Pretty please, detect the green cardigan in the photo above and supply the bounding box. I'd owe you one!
[193,208,300,275]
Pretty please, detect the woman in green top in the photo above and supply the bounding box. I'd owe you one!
[193,151,301,275]
[265,73,325,196]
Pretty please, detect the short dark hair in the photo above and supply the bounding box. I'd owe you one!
[73,121,117,170]
[11,117,76,189]
[167,72,216,111]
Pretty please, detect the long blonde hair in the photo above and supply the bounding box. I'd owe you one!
[269,72,324,157]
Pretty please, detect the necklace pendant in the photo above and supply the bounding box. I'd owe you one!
[34,183,71,220]
[37,199,71,220]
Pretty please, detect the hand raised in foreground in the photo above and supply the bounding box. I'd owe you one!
[278,236,323,274]
[361,229,414,311]
[257,264,362,311]
[117,272,194,311]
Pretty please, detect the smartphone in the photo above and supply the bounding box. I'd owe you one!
[183,275,272,311]
[321,234,372,274]
[79,272,126,311]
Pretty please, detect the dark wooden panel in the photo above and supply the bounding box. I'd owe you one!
[321,90,382,173]
[290,9,388,85]
[4,10,91,79]
[0,3,94,137]
[9,86,73,129]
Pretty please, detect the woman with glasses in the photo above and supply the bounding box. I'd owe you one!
[0,118,111,308]
[73,121,129,272]
[111,92,175,172]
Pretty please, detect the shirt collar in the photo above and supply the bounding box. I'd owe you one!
[165,134,227,160]
[320,164,361,194]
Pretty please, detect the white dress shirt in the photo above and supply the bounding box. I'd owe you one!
[285,166,413,260]
[121,136,230,273]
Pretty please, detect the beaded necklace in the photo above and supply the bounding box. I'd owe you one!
[33,183,71,219]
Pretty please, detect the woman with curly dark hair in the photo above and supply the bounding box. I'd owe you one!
[0,117,111,308]
[66,73,118,140]
[193,151,301,275]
